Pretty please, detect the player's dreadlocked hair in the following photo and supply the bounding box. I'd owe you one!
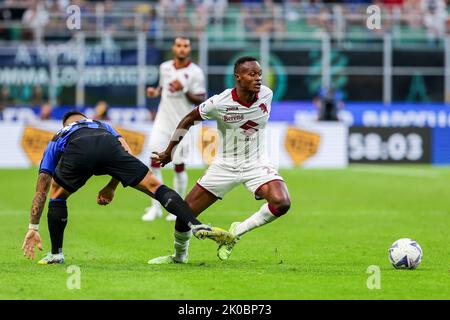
[234,56,258,74]
[62,110,86,125]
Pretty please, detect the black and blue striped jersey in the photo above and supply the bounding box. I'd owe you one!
[39,119,122,176]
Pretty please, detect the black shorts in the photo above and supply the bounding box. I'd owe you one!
[53,128,149,193]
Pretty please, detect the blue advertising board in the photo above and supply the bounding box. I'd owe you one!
[432,128,450,165]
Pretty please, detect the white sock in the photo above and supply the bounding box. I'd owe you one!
[234,203,278,237]
[173,229,192,262]
[174,170,188,198]
[150,167,162,210]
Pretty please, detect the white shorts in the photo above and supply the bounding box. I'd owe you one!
[149,126,189,165]
[197,162,284,199]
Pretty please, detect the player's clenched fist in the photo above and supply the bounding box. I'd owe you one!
[168,80,184,93]
[97,185,115,205]
[151,150,172,167]
[146,86,161,98]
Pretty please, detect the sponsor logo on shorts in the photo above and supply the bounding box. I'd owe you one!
[223,114,244,123]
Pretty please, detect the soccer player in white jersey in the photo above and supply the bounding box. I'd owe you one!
[142,37,206,221]
[148,56,291,264]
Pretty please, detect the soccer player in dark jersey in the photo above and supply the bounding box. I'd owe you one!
[21,111,234,264]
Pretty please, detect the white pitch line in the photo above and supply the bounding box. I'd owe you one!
[349,165,441,179]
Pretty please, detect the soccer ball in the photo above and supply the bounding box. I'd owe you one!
[388,238,423,269]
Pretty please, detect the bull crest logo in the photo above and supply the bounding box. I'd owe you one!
[115,127,145,156]
[284,127,321,166]
[198,126,219,165]
[21,126,54,165]
[20,126,145,166]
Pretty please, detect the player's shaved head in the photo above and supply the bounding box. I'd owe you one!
[234,56,258,75]
[62,111,86,126]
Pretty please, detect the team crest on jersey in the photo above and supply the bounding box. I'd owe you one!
[259,103,268,113]
[223,114,244,123]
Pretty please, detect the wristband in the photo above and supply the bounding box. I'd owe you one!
[28,223,39,231]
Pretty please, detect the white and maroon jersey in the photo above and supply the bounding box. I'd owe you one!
[154,60,206,132]
[198,85,273,167]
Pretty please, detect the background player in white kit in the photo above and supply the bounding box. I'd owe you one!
[143,37,206,221]
[148,57,291,264]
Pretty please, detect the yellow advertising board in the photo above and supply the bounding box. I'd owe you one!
[284,127,321,166]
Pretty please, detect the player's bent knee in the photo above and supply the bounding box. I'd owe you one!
[269,198,291,217]
[148,177,161,190]
[136,170,162,195]
[144,170,160,185]
[279,200,291,215]
[50,180,71,199]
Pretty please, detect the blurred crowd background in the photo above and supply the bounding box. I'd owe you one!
[1,0,448,42]
[1,0,449,167]
[0,0,449,121]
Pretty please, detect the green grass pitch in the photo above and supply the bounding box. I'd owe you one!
[0,166,449,299]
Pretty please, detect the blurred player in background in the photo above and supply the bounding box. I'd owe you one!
[149,57,291,264]
[313,86,344,122]
[21,111,233,264]
[143,36,206,222]
[93,100,110,121]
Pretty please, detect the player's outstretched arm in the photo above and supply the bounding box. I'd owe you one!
[22,172,52,259]
[185,92,206,105]
[168,79,205,105]
[152,107,203,167]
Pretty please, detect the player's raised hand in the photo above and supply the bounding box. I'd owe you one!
[151,151,172,167]
[168,80,184,93]
[146,86,160,98]
[22,229,43,260]
[97,185,115,205]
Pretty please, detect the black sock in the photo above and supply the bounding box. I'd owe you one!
[47,200,68,254]
[154,185,201,227]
